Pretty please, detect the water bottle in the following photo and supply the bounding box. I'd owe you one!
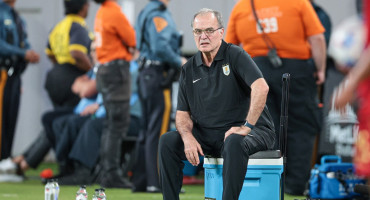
[91,189,100,200]
[76,185,88,200]
[53,179,60,200]
[98,188,106,200]
[44,179,52,200]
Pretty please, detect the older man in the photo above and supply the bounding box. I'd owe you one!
[158,8,275,200]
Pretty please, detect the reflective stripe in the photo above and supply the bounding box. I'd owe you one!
[0,69,8,159]
[160,89,171,136]
[69,44,88,54]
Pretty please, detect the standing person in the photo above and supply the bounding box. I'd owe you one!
[225,0,326,195]
[132,0,186,193]
[93,0,136,188]
[158,8,275,200]
[334,0,370,186]
[0,0,40,160]
[45,0,92,108]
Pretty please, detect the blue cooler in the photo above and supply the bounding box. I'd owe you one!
[204,155,284,200]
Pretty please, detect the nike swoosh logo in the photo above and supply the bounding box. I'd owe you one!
[193,78,201,83]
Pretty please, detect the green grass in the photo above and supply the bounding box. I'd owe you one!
[0,162,306,200]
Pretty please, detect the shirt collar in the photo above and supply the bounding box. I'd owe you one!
[66,14,86,26]
[195,40,227,67]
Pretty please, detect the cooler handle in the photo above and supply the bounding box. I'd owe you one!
[321,155,342,164]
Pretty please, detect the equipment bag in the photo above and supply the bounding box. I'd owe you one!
[308,155,366,199]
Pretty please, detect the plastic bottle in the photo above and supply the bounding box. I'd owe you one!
[51,179,59,200]
[76,185,88,200]
[44,179,52,200]
[98,188,106,200]
[91,189,100,200]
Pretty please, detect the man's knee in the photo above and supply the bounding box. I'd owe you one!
[223,134,246,155]
[158,131,181,153]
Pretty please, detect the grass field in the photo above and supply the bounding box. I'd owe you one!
[0,162,306,200]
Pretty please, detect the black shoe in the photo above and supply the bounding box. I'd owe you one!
[100,172,133,188]
[58,167,91,186]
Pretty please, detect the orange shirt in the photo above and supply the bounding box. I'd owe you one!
[94,1,136,63]
[225,0,325,59]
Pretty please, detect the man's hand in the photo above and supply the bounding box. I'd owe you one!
[224,126,251,140]
[80,103,99,116]
[315,69,325,85]
[24,50,40,63]
[182,133,204,166]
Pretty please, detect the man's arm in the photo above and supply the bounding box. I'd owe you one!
[224,78,269,139]
[308,33,326,85]
[334,47,370,109]
[70,50,92,72]
[71,74,97,98]
[176,110,204,166]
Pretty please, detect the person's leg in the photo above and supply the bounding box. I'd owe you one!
[69,117,104,169]
[222,127,275,200]
[1,74,20,160]
[56,118,104,185]
[158,131,187,200]
[96,61,131,188]
[22,130,51,169]
[52,114,89,163]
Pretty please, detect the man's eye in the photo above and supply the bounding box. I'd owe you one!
[194,30,202,34]
[205,29,215,33]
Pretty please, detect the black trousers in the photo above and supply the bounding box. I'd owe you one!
[158,125,275,200]
[45,64,84,108]
[69,115,140,169]
[96,60,131,175]
[51,114,90,163]
[133,64,172,189]
[0,71,20,160]
[253,57,322,194]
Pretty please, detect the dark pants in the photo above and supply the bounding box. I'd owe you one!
[133,64,172,189]
[96,60,131,177]
[69,115,140,169]
[51,114,90,163]
[253,57,322,194]
[0,71,20,160]
[158,125,275,200]
[45,64,84,108]
[23,130,51,169]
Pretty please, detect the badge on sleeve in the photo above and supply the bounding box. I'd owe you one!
[222,64,230,76]
[153,17,168,33]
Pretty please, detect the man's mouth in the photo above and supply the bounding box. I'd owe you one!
[200,42,209,46]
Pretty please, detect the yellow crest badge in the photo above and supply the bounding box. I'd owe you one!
[222,64,230,76]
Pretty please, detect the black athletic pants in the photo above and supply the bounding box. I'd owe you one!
[0,71,20,160]
[253,57,322,195]
[158,125,275,200]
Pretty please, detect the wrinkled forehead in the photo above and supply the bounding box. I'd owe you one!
[193,13,219,29]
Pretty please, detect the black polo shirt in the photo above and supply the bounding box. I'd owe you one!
[177,40,274,132]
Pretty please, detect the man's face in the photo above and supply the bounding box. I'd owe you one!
[192,13,223,54]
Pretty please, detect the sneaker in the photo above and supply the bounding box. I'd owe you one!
[0,158,17,174]
[146,186,161,193]
[0,174,24,182]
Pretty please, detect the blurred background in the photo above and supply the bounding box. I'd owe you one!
[11,0,358,159]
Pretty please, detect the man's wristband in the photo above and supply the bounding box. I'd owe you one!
[243,120,255,129]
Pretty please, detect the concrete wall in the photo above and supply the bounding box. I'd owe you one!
[11,0,358,157]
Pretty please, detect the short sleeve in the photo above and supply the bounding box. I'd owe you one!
[231,46,263,87]
[300,0,325,37]
[69,23,91,53]
[176,67,190,111]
